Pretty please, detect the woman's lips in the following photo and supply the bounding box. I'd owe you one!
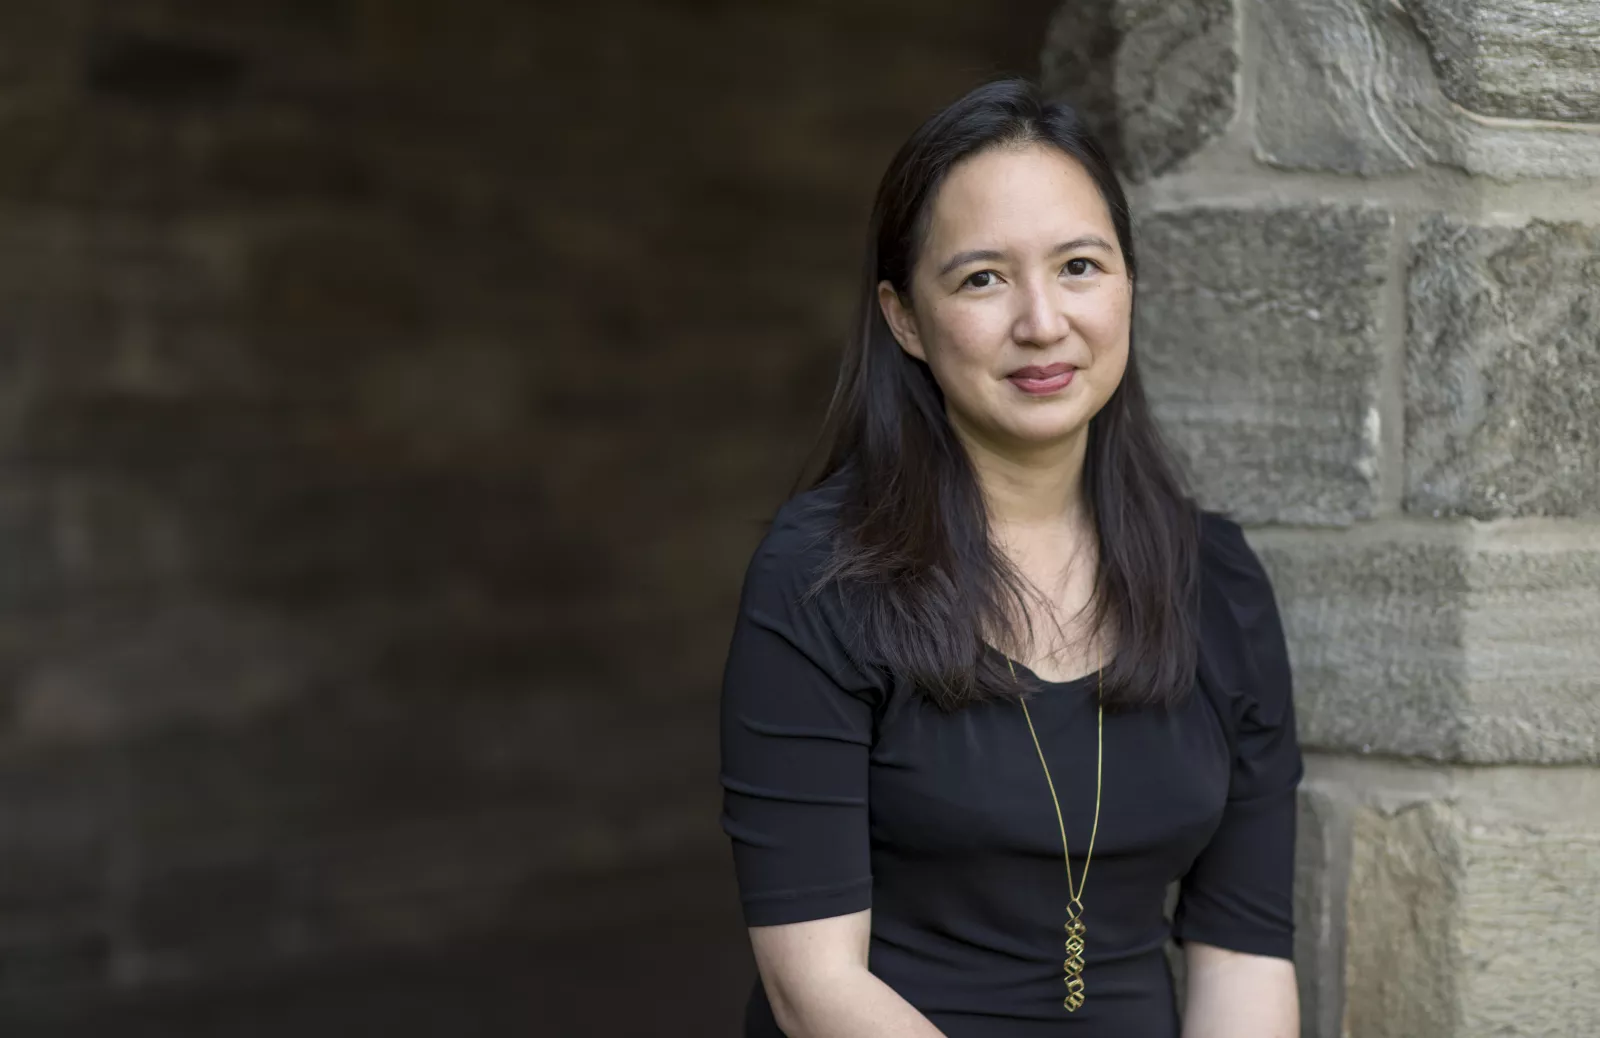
[1006,366,1076,395]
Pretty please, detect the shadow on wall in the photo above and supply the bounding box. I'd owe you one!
[0,1,1061,1035]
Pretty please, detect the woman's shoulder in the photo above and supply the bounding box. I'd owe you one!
[1192,508,1293,726]
[734,474,885,696]
[732,475,855,629]
[1195,508,1274,602]
[748,474,850,580]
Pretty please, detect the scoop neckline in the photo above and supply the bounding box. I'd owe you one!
[986,644,1105,691]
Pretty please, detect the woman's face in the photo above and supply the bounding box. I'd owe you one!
[879,143,1132,453]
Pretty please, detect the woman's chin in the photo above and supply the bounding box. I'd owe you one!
[996,415,1090,451]
[946,399,1090,452]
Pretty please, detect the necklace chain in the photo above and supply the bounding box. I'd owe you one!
[1008,648,1104,1012]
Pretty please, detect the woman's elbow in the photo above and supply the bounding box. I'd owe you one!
[1182,941,1299,1038]
[749,911,873,1035]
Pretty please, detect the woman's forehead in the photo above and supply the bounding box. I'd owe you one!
[927,144,1114,246]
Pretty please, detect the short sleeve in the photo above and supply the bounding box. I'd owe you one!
[1173,513,1304,960]
[718,506,884,929]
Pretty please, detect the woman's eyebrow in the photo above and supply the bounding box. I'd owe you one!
[936,236,1116,277]
[936,248,1005,276]
[1049,235,1115,255]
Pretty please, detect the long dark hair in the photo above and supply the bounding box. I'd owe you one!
[800,78,1199,713]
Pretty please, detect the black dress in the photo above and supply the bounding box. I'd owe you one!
[718,482,1302,1037]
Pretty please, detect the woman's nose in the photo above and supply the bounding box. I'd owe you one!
[1013,283,1070,346]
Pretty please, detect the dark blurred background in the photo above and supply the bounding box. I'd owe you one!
[0,2,1061,1034]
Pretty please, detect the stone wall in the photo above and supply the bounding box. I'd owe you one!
[1046,1,1600,1034]
[0,0,1060,1024]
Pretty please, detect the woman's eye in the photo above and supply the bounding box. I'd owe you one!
[1064,258,1100,277]
[963,270,999,289]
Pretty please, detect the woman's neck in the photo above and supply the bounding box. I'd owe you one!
[956,417,1102,671]
[954,418,1093,535]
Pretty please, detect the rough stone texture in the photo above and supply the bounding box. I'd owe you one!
[1297,755,1600,1038]
[1406,216,1600,519]
[1255,0,1453,176]
[1039,1,1122,169]
[1044,0,1238,182]
[1255,0,1600,180]
[1345,802,1462,1038]
[1134,204,1393,525]
[1125,3,1600,1035]
[1292,786,1349,1038]
[1407,0,1600,122]
[1345,801,1600,1037]
[0,0,1063,1018]
[1249,521,1600,764]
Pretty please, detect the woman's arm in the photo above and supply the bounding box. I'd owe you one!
[751,909,947,1038]
[1181,941,1298,1038]
[1177,515,1304,1038]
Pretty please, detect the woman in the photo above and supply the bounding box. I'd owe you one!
[718,79,1301,1037]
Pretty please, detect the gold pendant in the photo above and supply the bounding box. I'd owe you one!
[1062,902,1087,1011]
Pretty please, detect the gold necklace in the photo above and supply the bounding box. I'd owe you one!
[1007,649,1104,1013]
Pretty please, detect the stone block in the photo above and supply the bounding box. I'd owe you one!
[1293,786,1348,1038]
[1295,756,1600,1038]
[1134,204,1393,525]
[1250,521,1600,764]
[1044,0,1238,181]
[1345,799,1600,1037]
[1255,0,1450,176]
[1039,0,1120,165]
[1344,800,1463,1038]
[1255,0,1600,181]
[1406,216,1600,519]
[1406,0,1600,123]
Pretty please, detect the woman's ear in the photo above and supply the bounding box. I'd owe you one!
[877,280,926,361]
